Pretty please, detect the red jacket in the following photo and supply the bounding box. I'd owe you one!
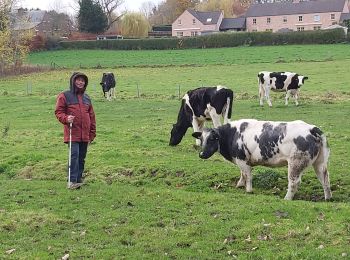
[55,72,96,143]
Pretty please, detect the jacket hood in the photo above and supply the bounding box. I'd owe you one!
[70,72,89,93]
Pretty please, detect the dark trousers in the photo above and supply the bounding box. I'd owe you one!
[68,142,88,183]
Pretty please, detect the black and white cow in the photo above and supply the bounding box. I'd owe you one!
[169,86,234,146]
[192,119,332,200]
[258,71,308,107]
[100,72,116,101]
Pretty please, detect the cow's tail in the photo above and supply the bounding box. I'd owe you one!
[313,132,332,200]
[224,90,234,124]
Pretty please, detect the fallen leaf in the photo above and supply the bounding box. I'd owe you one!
[6,249,15,254]
[62,253,69,260]
[275,210,289,218]
[318,245,324,249]
[245,235,252,243]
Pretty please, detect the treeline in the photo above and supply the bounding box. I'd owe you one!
[60,28,349,51]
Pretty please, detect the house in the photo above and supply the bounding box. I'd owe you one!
[172,0,350,37]
[245,0,350,32]
[172,9,224,37]
[11,8,74,38]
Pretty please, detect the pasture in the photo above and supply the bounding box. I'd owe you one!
[1,44,350,258]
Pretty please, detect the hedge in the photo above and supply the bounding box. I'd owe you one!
[59,28,349,50]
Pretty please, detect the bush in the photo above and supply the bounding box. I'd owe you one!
[59,28,348,50]
[45,36,62,50]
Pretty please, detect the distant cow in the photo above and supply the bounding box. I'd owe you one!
[100,72,116,101]
[192,119,331,200]
[258,71,308,107]
[169,86,234,146]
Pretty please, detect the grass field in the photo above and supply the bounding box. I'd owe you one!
[1,44,350,259]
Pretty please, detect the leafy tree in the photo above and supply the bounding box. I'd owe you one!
[78,0,108,33]
[0,0,31,73]
[121,12,150,38]
[149,0,199,25]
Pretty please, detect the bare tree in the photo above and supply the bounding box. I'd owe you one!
[140,1,156,19]
[98,0,125,30]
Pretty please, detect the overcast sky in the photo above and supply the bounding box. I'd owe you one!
[19,0,163,14]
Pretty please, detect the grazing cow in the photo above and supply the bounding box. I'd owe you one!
[192,119,332,200]
[100,72,116,101]
[258,71,308,107]
[169,86,234,146]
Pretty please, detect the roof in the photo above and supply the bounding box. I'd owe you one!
[10,9,45,31]
[246,0,347,17]
[27,10,46,23]
[187,9,222,25]
[220,17,246,30]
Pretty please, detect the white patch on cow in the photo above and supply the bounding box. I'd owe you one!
[216,85,226,91]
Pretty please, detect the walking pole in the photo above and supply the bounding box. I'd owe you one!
[68,122,73,188]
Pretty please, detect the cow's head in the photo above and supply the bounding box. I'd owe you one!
[192,128,219,159]
[298,75,308,87]
[169,123,188,146]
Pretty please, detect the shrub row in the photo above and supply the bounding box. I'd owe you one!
[59,28,349,50]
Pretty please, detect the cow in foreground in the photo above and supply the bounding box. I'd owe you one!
[192,119,331,200]
[100,72,116,101]
[258,71,308,107]
[169,86,234,146]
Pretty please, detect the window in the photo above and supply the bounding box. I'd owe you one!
[298,16,303,22]
[253,18,256,25]
[252,29,257,32]
[297,27,304,31]
[178,19,181,25]
[191,31,198,37]
[206,18,212,23]
[313,26,321,30]
[267,17,271,24]
[314,15,320,22]
[177,32,183,37]
[266,29,272,32]
[331,14,335,20]
[192,19,196,25]
[283,17,287,23]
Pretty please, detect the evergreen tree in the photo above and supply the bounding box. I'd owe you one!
[78,0,108,33]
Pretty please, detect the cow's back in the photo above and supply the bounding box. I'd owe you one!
[229,119,323,165]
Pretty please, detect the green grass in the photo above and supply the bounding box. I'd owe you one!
[1,44,350,258]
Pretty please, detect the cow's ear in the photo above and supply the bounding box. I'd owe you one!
[212,129,220,140]
[192,132,202,139]
[304,76,308,80]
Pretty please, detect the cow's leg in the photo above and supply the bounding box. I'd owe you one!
[223,97,231,124]
[192,118,202,146]
[112,87,116,99]
[285,90,290,106]
[209,111,221,128]
[259,84,265,106]
[284,159,308,200]
[236,170,246,188]
[294,90,299,106]
[265,86,272,107]
[236,160,253,192]
[313,161,332,200]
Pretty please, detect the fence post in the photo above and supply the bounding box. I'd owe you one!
[137,83,140,98]
[178,84,181,100]
[26,82,32,95]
